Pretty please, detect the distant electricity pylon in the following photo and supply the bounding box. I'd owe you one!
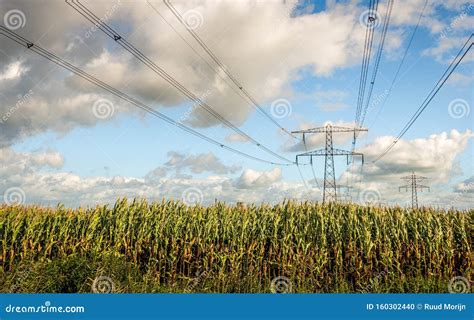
[293,124,368,203]
[399,172,430,209]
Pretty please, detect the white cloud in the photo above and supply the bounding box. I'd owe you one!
[225,133,250,143]
[0,0,470,147]
[163,151,241,174]
[0,61,29,81]
[454,176,474,193]
[360,129,472,183]
[1,131,471,208]
[447,72,473,86]
[0,0,373,145]
[0,148,309,206]
[337,129,473,208]
[234,167,282,189]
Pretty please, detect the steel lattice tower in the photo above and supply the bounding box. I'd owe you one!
[324,128,336,202]
[292,124,368,203]
[399,172,430,209]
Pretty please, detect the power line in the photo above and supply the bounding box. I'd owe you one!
[368,0,428,129]
[162,0,299,140]
[0,27,294,166]
[145,0,258,122]
[373,33,473,163]
[348,0,379,194]
[66,0,294,164]
[302,134,320,188]
[355,0,379,129]
[296,163,311,191]
[358,0,394,128]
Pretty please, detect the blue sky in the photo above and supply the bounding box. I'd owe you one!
[0,0,472,207]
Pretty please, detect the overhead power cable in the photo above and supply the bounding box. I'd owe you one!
[372,33,473,163]
[358,0,394,128]
[145,0,257,123]
[162,0,299,140]
[369,0,428,129]
[0,27,294,166]
[354,0,379,130]
[348,0,378,187]
[66,0,294,164]
[302,134,320,188]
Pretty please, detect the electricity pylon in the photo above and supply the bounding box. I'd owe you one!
[292,124,368,203]
[399,172,430,209]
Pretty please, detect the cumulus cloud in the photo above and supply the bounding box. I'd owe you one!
[359,129,473,183]
[0,131,471,208]
[446,72,474,86]
[0,0,397,146]
[0,147,64,176]
[0,0,468,147]
[454,176,474,193]
[234,167,282,189]
[0,148,309,206]
[225,133,250,143]
[337,129,473,208]
[163,151,241,174]
[0,61,29,82]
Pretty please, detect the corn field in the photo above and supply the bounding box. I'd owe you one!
[0,199,472,293]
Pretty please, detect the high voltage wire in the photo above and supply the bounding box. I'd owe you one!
[0,27,294,166]
[145,0,258,124]
[358,0,394,128]
[368,0,428,129]
[302,135,320,189]
[162,0,299,140]
[354,0,379,130]
[372,33,473,163]
[66,0,294,164]
[348,0,379,193]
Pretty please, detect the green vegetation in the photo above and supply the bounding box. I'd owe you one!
[0,199,472,293]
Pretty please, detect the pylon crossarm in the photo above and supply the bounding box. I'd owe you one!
[400,175,428,181]
[292,126,368,134]
[417,185,430,191]
[297,148,363,157]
